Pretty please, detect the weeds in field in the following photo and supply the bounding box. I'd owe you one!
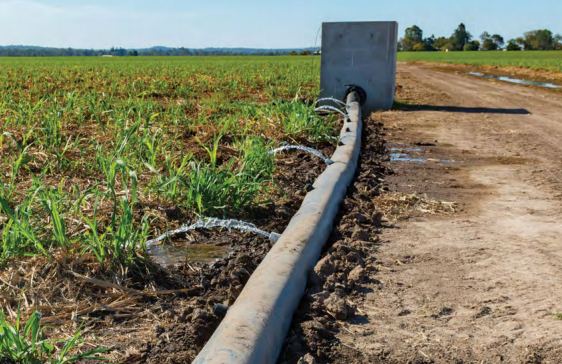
[0,308,108,363]
[0,56,331,269]
[0,57,335,354]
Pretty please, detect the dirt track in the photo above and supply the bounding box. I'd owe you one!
[331,64,562,364]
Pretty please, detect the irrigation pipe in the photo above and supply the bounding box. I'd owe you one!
[193,90,363,364]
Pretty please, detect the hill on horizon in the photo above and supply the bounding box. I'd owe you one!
[0,45,320,55]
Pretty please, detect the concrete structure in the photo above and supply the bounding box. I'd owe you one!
[320,21,398,114]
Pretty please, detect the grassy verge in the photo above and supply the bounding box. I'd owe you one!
[398,51,562,73]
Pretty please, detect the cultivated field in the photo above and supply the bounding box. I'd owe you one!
[0,56,336,361]
[4,52,562,364]
[398,50,562,73]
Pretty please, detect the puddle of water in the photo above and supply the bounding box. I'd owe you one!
[467,72,560,89]
[391,153,427,162]
[390,153,454,163]
[390,147,423,152]
[149,243,230,266]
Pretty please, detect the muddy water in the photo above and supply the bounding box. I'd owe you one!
[467,72,561,88]
[390,153,427,162]
[149,244,230,266]
[389,147,423,152]
[390,150,455,163]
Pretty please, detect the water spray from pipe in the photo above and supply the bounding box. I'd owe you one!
[268,145,334,165]
[315,97,347,108]
[144,218,281,248]
[314,105,349,119]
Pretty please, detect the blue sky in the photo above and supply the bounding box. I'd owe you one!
[0,0,560,48]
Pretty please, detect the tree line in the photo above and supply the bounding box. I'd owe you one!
[399,24,562,51]
[0,46,306,57]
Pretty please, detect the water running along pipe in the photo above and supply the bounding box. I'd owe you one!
[193,91,363,364]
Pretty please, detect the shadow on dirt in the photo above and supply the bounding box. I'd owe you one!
[394,102,531,115]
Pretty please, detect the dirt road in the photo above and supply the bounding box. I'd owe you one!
[335,64,562,364]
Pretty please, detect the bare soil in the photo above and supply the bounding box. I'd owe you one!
[281,64,562,364]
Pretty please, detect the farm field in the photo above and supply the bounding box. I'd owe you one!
[398,50,562,73]
[3,52,562,364]
[0,55,347,362]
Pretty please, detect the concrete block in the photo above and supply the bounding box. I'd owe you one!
[320,21,398,115]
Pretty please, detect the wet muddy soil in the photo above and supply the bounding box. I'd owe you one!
[132,116,389,364]
[112,142,338,363]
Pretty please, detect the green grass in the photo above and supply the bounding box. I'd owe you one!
[0,56,331,267]
[398,51,562,73]
[0,307,108,363]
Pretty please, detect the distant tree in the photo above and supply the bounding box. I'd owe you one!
[443,41,458,52]
[405,25,423,42]
[127,50,138,56]
[463,40,480,51]
[299,50,312,55]
[553,34,562,50]
[433,37,450,50]
[506,39,522,51]
[491,34,505,49]
[424,34,436,46]
[452,23,472,50]
[535,29,554,50]
[178,47,191,56]
[402,25,424,51]
[480,31,491,43]
[481,39,498,51]
[524,29,554,50]
[289,51,297,56]
[413,42,435,51]
[515,37,528,50]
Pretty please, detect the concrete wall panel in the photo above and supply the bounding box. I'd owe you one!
[320,21,398,114]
